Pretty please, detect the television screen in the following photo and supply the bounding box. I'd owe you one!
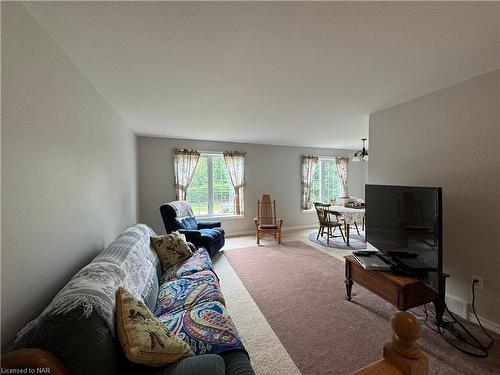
[365,184,442,293]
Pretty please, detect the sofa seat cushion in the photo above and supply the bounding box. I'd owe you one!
[162,248,213,282]
[155,270,225,317]
[199,228,225,246]
[135,354,226,375]
[197,221,221,229]
[158,301,246,356]
[219,350,255,375]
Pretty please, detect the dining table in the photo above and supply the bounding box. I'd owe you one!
[327,205,365,246]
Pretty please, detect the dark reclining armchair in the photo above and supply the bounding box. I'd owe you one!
[160,201,225,257]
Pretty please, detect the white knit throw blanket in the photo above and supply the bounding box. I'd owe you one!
[16,224,159,341]
[169,200,195,218]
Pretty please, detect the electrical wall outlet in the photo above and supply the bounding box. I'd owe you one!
[472,275,483,290]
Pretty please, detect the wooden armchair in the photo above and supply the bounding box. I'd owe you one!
[254,194,283,244]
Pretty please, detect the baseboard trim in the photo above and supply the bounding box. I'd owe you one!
[445,294,500,334]
[225,225,316,238]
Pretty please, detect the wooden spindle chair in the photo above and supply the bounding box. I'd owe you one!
[314,202,345,245]
[254,194,283,244]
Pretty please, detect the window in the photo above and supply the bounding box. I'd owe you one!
[186,156,209,215]
[310,158,341,205]
[186,154,236,216]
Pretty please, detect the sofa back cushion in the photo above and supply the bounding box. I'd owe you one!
[143,272,160,312]
[172,216,198,231]
[160,201,198,233]
[12,308,209,375]
[12,224,162,374]
[179,216,198,231]
[173,218,187,230]
[13,308,127,375]
[168,201,195,218]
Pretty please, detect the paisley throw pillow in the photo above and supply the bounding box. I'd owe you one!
[115,287,193,366]
[151,232,193,271]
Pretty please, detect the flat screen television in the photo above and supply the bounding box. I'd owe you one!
[365,184,443,299]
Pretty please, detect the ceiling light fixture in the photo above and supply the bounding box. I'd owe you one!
[352,138,368,162]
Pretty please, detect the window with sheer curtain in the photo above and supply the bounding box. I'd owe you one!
[310,158,341,205]
[186,153,240,216]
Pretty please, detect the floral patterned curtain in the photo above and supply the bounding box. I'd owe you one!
[301,155,319,210]
[173,148,200,201]
[335,157,350,197]
[223,151,246,215]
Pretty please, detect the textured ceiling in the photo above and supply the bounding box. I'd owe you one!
[26,1,500,149]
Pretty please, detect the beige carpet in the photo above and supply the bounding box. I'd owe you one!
[213,251,301,375]
[223,241,500,375]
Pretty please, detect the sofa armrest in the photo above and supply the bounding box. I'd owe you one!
[219,350,255,375]
[1,348,70,375]
[197,221,221,229]
[159,354,225,375]
[178,230,202,246]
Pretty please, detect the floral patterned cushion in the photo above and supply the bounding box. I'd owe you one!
[115,288,193,366]
[158,301,246,356]
[162,248,213,282]
[151,232,193,272]
[155,270,225,318]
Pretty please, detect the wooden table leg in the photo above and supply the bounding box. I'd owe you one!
[345,223,350,246]
[345,260,353,301]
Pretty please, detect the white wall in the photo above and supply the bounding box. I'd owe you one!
[1,3,138,349]
[369,70,500,329]
[138,136,367,236]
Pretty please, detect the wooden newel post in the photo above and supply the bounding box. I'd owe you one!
[383,311,428,375]
[349,311,428,375]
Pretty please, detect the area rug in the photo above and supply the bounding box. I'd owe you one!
[307,231,367,250]
[224,241,500,375]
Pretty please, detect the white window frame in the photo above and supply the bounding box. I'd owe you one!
[189,152,243,219]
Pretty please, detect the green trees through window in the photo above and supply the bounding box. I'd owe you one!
[186,156,209,215]
[186,155,236,216]
[212,157,235,215]
[311,159,340,205]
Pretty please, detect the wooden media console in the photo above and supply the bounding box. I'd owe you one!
[344,255,447,323]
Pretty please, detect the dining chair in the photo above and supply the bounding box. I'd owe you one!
[313,202,345,245]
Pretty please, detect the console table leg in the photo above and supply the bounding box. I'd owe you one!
[345,278,353,301]
[345,260,353,301]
